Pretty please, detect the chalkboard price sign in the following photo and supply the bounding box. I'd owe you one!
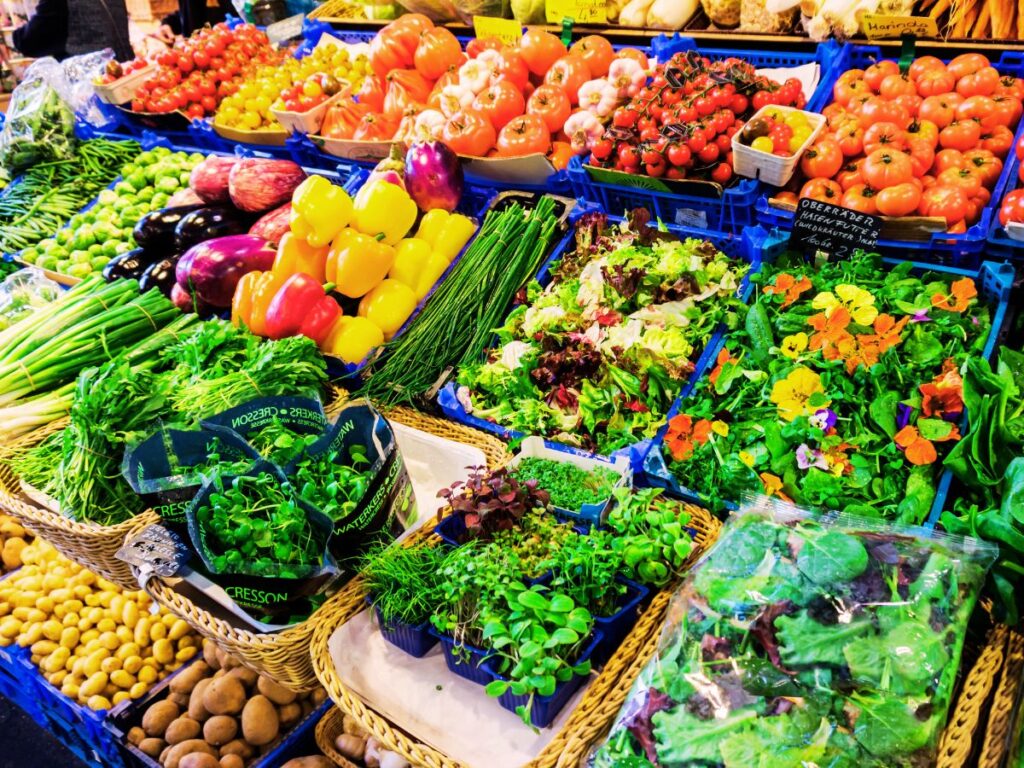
[790,198,882,260]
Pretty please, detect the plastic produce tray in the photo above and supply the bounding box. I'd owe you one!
[104,659,331,768]
[0,574,48,728]
[642,231,1014,528]
[566,37,843,235]
[755,46,1024,269]
[437,208,768,472]
[987,148,1024,261]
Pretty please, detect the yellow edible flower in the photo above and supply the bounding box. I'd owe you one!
[780,332,808,359]
[770,366,829,422]
[811,284,878,326]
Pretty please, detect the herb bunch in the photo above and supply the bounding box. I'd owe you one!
[510,457,620,511]
[437,466,550,541]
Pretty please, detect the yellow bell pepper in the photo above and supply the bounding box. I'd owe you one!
[291,175,354,248]
[351,180,417,245]
[358,279,418,339]
[415,209,449,246]
[322,315,385,364]
[328,230,395,298]
[388,238,431,290]
[325,228,357,284]
[413,252,450,300]
[434,214,477,262]
[273,232,329,283]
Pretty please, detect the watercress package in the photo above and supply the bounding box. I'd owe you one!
[122,396,330,529]
[589,497,996,768]
[187,465,340,622]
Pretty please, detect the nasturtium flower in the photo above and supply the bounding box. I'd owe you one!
[780,333,808,359]
[711,420,729,437]
[759,472,793,502]
[920,364,964,421]
[931,278,977,313]
[763,273,812,307]
[738,451,756,468]
[796,443,828,471]
[812,284,878,326]
[666,415,714,461]
[894,425,938,466]
[770,366,829,422]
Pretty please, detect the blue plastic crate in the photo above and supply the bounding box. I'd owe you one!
[325,169,498,383]
[987,147,1024,261]
[371,602,437,658]
[756,45,1024,269]
[642,231,1014,528]
[429,629,495,686]
[567,39,843,233]
[590,578,648,667]
[436,211,768,472]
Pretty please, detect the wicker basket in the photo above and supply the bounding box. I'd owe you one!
[144,407,511,691]
[0,385,351,592]
[309,501,721,768]
[314,706,362,768]
[977,626,1024,768]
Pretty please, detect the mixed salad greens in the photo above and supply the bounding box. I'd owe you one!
[455,210,748,455]
[590,504,994,768]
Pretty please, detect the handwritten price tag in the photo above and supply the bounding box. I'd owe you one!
[472,15,522,46]
[791,198,882,260]
[861,14,938,39]
[265,14,305,44]
[545,0,606,24]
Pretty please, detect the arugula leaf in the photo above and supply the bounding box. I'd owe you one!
[869,391,899,439]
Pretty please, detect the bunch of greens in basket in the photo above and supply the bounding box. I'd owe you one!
[509,457,620,511]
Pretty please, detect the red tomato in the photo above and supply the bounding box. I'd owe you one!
[916,67,955,98]
[472,81,526,132]
[864,122,907,154]
[939,119,982,151]
[907,138,936,178]
[519,30,566,78]
[799,138,843,179]
[858,96,909,129]
[981,125,1015,157]
[569,36,615,77]
[879,73,916,99]
[876,182,922,216]
[920,184,970,225]
[999,188,1024,226]
[527,84,572,134]
[909,56,947,81]
[841,184,879,215]
[990,96,1023,128]
[495,114,551,157]
[1017,131,1024,161]
[837,159,865,190]
[937,166,983,197]
[863,148,914,189]
[962,149,1003,188]
[543,56,590,105]
[947,53,990,80]
[864,60,900,91]
[711,162,733,184]
[956,95,1000,130]
[957,67,1001,97]
[995,76,1024,101]
[920,95,958,128]
[799,178,843,203]
[442,108,497,156]
[414,28,461,81]
[933,148,965,174]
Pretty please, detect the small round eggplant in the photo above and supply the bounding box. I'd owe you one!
[139,256,181,296]
[174,206,253,251]
[133,205,204,251]
[102,248,159,282]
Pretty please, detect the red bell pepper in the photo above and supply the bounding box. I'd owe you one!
[264,273,339,341]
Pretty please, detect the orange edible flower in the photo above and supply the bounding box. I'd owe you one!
[764,273,813,307]
[708,348,737,387]
[931,278,977,313]
[894,423,960,466]
[919,365,964,420]
[808,306,854,361]
[759,472,793,502]
[665,414,714,462]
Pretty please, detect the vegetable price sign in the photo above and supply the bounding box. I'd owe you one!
[265,14,305,44]
[861,13,938,39]
[545,0,606,24]
[790,198,881,260]
[472,15,522,46]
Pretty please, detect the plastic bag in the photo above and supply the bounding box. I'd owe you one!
[62,49,119,128]
[0,268,60,331]
[588,495,996,768]
[0,58,75,173]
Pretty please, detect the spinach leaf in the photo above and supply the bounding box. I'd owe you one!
[776,611,872,667]
[844,621,948,695]
[796,530,869,584]
[850,693,934,757]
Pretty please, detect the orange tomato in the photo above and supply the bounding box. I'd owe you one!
[413,28,462,81]
[909,56,946,81]
[496,114,551,157]
[876,182,922,217]
[799,138,843,179]
[862,148,914,189]
[841,184,879,215]
[570,35,615,77]
[864,60,900,91]
[548,141,574,170]
[519,30,566,78]
[543,55,590,105]
[799,177,843,203]
[938,119,982,151]
[441,109,496,157]
[527,84,572,134]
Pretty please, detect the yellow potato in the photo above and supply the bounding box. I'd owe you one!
[80,671,108,698]
[100,656,122,674]
[153,638,174,665]
[59,627,80,649]
[123,656,143,675]
[86,695,111,711]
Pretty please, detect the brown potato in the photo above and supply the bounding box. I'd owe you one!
[203,640,220,670]
[219,756,244,768]
[188,679,213,722]
[202,676,246,716]
[280,759,335,768]
[240,695,279,746]
[127,726,146,746]
[219,740,255,760]
[138,738,166,758]
[179,753,221,768]
[226,666,258,688]
[256,676,297,705]
[309,688,328,706]
[142,700,180,738]
[165,716,201,745]
[277,702,302,728]
[164,739,216,768]
[168,692,190,708]
[203,715,238,746]
[170,662,210,695]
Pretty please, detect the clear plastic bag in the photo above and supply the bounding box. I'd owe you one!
[0,267,60,331]
[589,495,996,768]
[62,49,118,128]
[0,58,75,173]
